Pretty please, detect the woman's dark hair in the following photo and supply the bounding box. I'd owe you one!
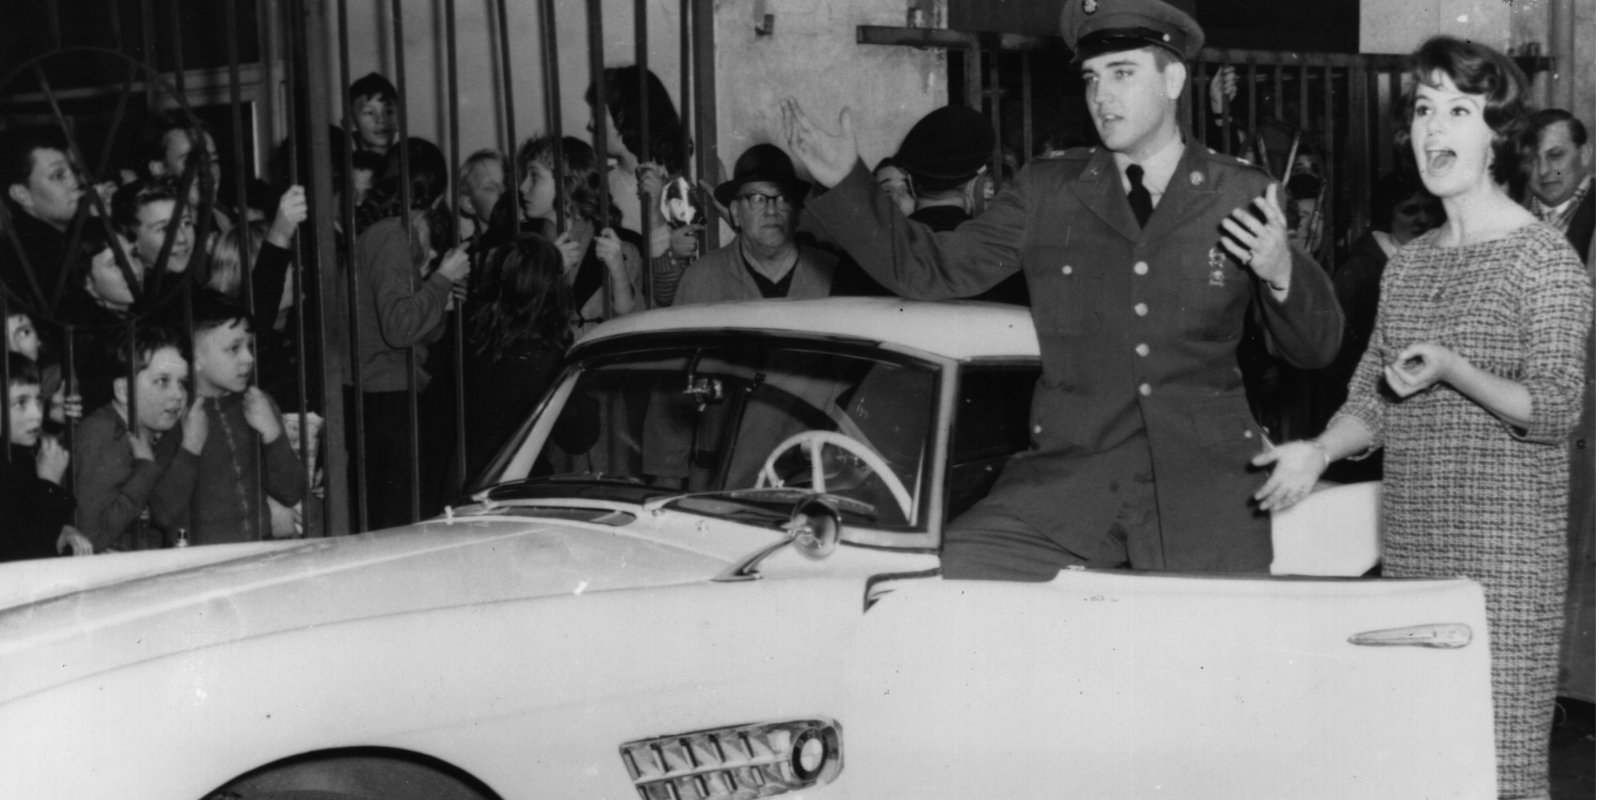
[516,135,619,229]
[468,233,573,359]
[585,66,692,174]
[371,136,449,211]
[353,137,449,234]
[1400,36,1529,186]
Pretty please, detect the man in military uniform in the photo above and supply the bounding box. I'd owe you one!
[781,0,1342,577]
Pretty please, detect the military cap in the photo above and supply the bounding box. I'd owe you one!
[714,143,811,207]
[1060,0,1205,63]
[895,104,996,186]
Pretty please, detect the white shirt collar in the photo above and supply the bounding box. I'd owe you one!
[1114,134,1187,205]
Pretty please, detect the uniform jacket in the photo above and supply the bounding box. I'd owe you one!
[806,139,1343,570]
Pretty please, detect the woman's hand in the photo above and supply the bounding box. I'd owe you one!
[1385,342,1460,398]
[1250,440,1327,512]
[595,227,625,273]
[553,232,584,271]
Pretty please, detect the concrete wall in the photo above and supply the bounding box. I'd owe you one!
[1359,0,1593,133]
[711,0,946,184]
[323,0,944,186]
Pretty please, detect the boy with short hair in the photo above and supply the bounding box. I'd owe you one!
[347,72,398,157]
[182,291,306,543]
[0,352,91,561]
[74,324,204,552]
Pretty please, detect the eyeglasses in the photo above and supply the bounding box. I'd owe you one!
[736,192,794,211]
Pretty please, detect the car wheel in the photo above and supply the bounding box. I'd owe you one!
[212,752,495,800]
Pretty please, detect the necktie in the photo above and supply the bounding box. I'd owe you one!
[1126,163,1153,227]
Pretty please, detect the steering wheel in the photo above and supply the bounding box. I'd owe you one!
[756,430,914,521]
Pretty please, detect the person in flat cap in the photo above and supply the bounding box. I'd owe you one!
[778,0,1341,578]
[672,143,835,305]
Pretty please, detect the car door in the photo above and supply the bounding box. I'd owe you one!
[841,570,1495,799]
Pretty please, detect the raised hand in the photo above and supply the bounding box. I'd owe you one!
[242,386,283,443]
[268,185,309,247]
[1220,183,1293,291]
[181,395,210,455]
[35,435,69,485]
[780,97,858,189]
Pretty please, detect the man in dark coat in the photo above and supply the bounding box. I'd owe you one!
[896,104,1027,304]
[782,0,1342,578]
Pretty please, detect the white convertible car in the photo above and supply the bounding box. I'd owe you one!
[0,298,1494,799]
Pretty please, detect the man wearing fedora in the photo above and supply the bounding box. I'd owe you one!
[672,143,836,305]
[782,0,1341,578]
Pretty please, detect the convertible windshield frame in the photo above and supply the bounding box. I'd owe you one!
[466,330,959,552]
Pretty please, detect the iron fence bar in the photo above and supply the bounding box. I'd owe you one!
[447,0,467,488]
[167,0,187,98]
[1272,62,1283,122]
[1245,57,1257,159]
[495,0,519,236]
[276,0,312,531]
[110,0,123,51]
[587,0,611,242]
[680,0,699,253]
[226,0,254,302]
[141,0,157,107]
[1020,50,1032,164]
[48,1,62,52]
[259,0,279,178]
[540,0,567,234]
[390,0,422,524]
[336,0,367,532]
[635,0,654,306]
[1,292,8,464]
[690,0,716,218]
[300,0,349,537]
[984,41,1001,217]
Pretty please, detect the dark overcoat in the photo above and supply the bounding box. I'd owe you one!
[805,138,1343,570]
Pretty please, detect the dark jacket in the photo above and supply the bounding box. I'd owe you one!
[805,139,1343,571]
[0,443,73,562]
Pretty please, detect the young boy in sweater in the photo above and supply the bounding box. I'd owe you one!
[74,324,203,551]
[182,292,306,543]
[0,352,91,561]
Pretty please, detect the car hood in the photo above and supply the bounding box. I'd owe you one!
[0,513,774,703]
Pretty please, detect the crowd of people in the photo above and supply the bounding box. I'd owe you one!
[0,3,1593,795]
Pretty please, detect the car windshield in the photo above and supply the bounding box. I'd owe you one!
[474,338,940,528]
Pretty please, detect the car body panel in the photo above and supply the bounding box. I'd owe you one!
[0,298,1494,799]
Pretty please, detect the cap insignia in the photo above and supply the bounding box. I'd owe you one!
[1083,0,1098,13]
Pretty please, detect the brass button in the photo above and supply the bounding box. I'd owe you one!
[1133,261,1149,276]
[1135,343,1150,357]
[1134,302,1149,316]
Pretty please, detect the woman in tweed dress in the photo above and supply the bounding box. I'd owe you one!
[1253,37,1591,799]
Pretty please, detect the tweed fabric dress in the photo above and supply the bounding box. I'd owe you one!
[1335,221,1592,798]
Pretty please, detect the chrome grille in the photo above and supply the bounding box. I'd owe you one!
[620,719,842,799]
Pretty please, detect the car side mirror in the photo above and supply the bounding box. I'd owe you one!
[786,496,840,560]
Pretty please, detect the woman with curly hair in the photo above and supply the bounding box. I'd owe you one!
[515,135,641,338]
[1255,36,1592,799]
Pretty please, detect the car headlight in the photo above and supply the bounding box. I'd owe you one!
[619,718,842,799]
